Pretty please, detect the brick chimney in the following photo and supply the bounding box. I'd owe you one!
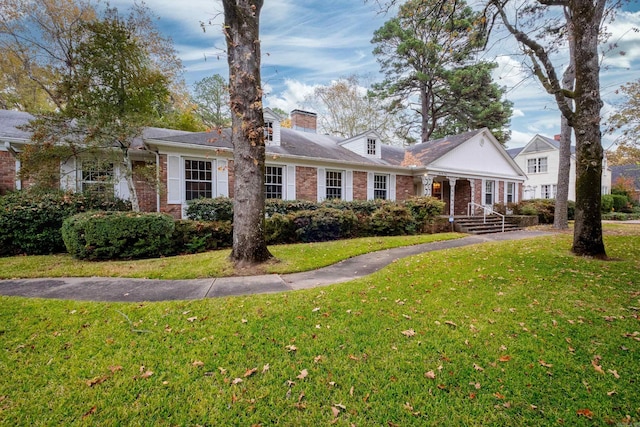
[554,134,561,141]
[291,109,317,133]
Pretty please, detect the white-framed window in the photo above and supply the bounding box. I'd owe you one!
[541,184,556,199]
[185,159,214,201]
[506,182,516,203]
[265,165,283,199]
[264,121,274,142]
[527,157,548,174]
[484,180,495,205]
[367,138,377,156]
[326,170,343,200]
[81,160,114,194]
[373,174,388,199]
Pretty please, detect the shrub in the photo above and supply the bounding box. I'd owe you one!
[601,194,614,213]
[172,220,232,254]
[404,196,445,230]
[264,213,297,245]
[186,197,234,221]
[370,204,417,236]
[291,208,357,242]
[62,211,175,260]
[0,190,130,256]
[612,194,632,213]
[321,199,386,215]
[265,199,318,216]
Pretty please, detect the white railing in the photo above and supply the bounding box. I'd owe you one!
[467,202,505,232]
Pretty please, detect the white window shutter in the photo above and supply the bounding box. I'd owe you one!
[286,165,296,200]
[346,170,353,201]
[217,159,228,197]
[317,168,326,202]
[389,174,396,201]
[60,158,77,191]
[167,155,181,204]
[367,172,374,200]
[115,164,130,200]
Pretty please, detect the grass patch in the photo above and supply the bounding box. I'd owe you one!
[0,233,462,279]
[1,226,639,425]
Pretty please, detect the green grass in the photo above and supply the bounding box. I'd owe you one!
[0,233,462,279]
[1,225,639,425]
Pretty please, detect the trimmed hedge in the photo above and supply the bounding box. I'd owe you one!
[496,199,575,224]
[172,220,233,254]
[291,208,357,242]
[0,190,130,256]
[62,211,175,260]
[185,197,234,221]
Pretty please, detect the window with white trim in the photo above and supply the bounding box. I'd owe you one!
[527,157,548,174]
[264,165,283,199]
[541,184,556,199]
[185,159,213,201]
[82,160,114,195]
[367,138,377,156]
[326,170,343,200]
[485,180,495,205]
[506,182,515,203]
[373,174,388,199]
[264,121,273,142]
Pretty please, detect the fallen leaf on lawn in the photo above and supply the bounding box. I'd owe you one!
[401,329,416,337]
[498,355,511,362]
[349,386,354,396]
[499,345,507,351]
[86,375,109,387]
[298,391,305,403]
[192,360,205,368]
[218,367,227,375]
[591,358,605,374]
[607,369,620,379]
[241,319,248,324]
[262,364,270,373]
[403,402,414,411]
[286,345,297,352]
[538,360,553,368]
[424,370,436,379]
[577,408,594,419]
[140,370,153,379]
[286,380,295,387]
[109,365,122,373]
[331,406,340,418]
[314,355,323,363]
[186,316,197,322]
[473,364,484,371]
[231,378,243,385]
[469,393,476,399]
[403,314,412,320]
[297,369,308,380]
[469,382,481,389]
[607,390,616,396]
[494,392,505,399]
[334,403,346,410]
[349,354,360,361]
[244,367,257,378]
[82,406,97,419]
[312,307,321,312]
[445,320,458,328]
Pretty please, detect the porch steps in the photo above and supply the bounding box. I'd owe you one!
[453,215,522,234]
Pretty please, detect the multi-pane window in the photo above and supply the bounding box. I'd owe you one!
[374,174,388,199]
[541,184,556,199]
[185,160,213,201]
[527,157,548,174]
[367,138,376,155]
[506,182,515,203]
[265,166,283,199]
[264,121,273,142]
[82,161,114,194]
[485,180,495,205]
[326,170,343,200]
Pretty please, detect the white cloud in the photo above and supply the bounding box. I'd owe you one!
[265,79,319,113]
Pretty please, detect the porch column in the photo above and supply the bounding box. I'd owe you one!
[469,178,475,208]
[421,174,433,197]
[448,177,457,217]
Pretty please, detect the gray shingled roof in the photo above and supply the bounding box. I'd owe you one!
[611,164,640,189]
[506,147,523,158]
[406,129,484,165]
[0,110,33,140]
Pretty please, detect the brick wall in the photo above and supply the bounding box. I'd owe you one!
[453,179,471,215]
[0,151,16,194]
[473,179,482,206]
[497,181,505,204]
[395,175,414,201]
[132,160,157,213]
[296,166,317,201]
[353,171,367,200]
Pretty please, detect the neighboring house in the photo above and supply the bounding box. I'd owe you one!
[1,108,527,218]
[611,164,640,203]
[508,134,611,201]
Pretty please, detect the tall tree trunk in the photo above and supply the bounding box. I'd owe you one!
[570,0,606,257]
[223,0,272,265]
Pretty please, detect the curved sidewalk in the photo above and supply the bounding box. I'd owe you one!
[0,230,552,302]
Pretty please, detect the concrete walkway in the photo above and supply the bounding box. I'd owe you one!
[0,230,552,302]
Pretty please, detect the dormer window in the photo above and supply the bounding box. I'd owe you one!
[264,121,274,142]
[367,138,376,155]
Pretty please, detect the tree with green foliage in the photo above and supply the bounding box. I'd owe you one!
[371,0,512,144]
[22,9,171,211]
[192,74,231,128]
[609,79,640,161]
[222,0,272,266]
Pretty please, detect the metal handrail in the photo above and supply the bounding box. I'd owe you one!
[467,202,505,232]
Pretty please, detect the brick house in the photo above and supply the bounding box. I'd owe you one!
[1,108,527,218]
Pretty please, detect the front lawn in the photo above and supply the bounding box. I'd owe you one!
[1,224,639,425]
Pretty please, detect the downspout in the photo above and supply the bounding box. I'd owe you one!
[4,141,22,190]
[144,142,161,213]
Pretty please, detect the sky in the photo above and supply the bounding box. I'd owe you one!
[112,0,640,149]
